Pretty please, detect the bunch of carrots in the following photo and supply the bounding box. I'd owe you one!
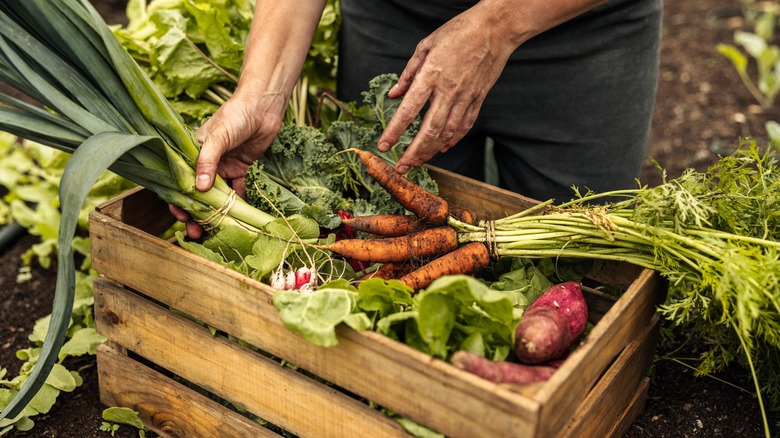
[321,149,492,290]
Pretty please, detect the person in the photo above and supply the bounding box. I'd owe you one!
[171,0,662,238]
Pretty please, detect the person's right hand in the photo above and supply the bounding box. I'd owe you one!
[169,89,288,239]
[194,90,288,197]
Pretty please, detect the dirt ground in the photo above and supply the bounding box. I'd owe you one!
[1,0,778,437]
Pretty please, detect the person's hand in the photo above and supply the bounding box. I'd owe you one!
[376,5,520,173]
[168,90,287,239]
[195,91,287,196]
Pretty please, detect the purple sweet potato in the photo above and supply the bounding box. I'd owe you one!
[514,281,588,364]
[451,350,558,384]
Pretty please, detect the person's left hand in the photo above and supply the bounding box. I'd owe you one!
[376,4,520,173]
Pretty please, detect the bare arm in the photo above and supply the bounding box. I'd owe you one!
[376,0,607,173]
[171,0,325,239]
[194,0,327,193]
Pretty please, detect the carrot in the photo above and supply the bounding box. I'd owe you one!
[356,261,416,282]
[451,350,557,385]
[346,148,449,224]
[514,282,588,364]
[323,226,458,264]
[399,242,490,291]
[448,207,479,225]
[341,214,426,237]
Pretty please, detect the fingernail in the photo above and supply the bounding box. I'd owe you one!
[378,141,391,151]
[196,173,211,191]
[397,165,409,174]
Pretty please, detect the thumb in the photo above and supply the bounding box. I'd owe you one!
[195,133,229,192]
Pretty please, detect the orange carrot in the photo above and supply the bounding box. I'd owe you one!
[323,226,458,263]
[346,148,449,224]
[357,261,417,282]
[341,214,427,237]
[448,207,479,225]
[399,242,490,291]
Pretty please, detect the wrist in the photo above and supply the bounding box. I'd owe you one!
[474,0,605,47]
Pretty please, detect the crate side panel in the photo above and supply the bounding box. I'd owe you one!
[531,269,662,438]
[559,314,660,437]
[94,279,409,438]
[97,344,275,438]
[606,378,650,438]
[428,166,538,217]
[93,186,175,236]
[90,215,542,437]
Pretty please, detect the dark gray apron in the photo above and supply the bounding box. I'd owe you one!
[337,0,662,202]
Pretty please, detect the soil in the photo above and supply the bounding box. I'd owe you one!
[0,0,778,437]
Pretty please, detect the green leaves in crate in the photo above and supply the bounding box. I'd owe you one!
[273,262,549,361]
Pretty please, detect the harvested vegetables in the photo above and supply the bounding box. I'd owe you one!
[514,282,588,364]
[0,1,432,421]
[317,145,780,433]
[0,0,279,419]
[1,1,779,434]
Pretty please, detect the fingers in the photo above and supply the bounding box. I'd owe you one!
[168,204,204,240]
[232,176,247,199]
[195,125,231,192]
[377,88,431,154]
[388,46,427,99]
[168,204,189,222]
[395,98,480,173]
[185,220,204,240]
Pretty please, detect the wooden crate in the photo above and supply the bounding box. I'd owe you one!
[90,166,664,438]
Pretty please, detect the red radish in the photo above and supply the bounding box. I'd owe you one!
[451,350,557,384]
[295,267,314,289]
[335,209,356,239]
[514,281,588,364]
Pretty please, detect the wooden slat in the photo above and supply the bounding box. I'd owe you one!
[94,279,409,438]
[94,186,175,236]
[428,165,538,218]
[606,378,650,438]
[560,314,660,437]
[533,269,661,437]
[90,213,541,437]
[97,344,275,438]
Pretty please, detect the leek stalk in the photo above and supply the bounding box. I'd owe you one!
[0,0,276,419]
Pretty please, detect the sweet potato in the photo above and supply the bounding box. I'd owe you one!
[451,350,557,385]
[514,281,588,364]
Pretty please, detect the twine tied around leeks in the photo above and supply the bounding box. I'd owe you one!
[195,189,238,234]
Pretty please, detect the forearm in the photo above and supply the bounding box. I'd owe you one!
[235,0,327,102]
[476,0,607,47]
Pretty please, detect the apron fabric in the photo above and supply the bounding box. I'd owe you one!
[337,0,662,202]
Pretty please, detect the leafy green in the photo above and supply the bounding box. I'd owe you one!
[273,261,550,361]
[245,125,348,226]
[245,74,440,224]
[273,286,369,347]
[114,0,341,123]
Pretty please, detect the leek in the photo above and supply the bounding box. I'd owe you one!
[0,0,276,419]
